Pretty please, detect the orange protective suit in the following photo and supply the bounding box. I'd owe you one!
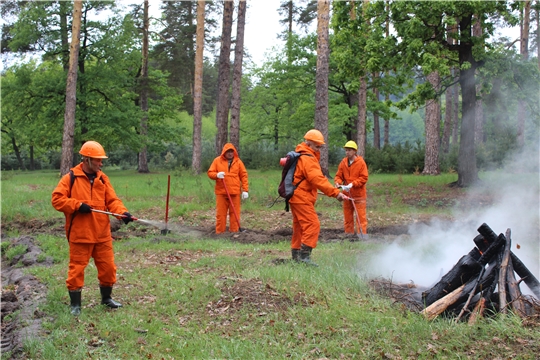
[334,155,369,234]
[207,143,249,233]
[51,163,128,290]
[288,142,341,249]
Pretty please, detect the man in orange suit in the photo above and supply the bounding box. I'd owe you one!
[288,130,347,266]
[52,141,133,316]
[207,143,249,233]
[334,140,369,236]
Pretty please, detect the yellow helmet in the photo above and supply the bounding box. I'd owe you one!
[343,140,358,150]
[79,141,108,159]
[304,129,325,145]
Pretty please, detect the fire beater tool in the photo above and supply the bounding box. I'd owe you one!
[221,178,245,232]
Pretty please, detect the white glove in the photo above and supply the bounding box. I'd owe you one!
[242,192,249,200]
[341,183,353,191]
[217,172,225,179]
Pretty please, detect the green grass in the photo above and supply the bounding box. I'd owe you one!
[2,169,539,359]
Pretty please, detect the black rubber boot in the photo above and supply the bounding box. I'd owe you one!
[68,290,81,316]
[100,286,122,308]
[291,249,300,261]
[299,244,318,267]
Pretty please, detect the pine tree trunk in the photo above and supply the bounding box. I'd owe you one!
[215,0,234,155]
[192,0,205,175]
[372,73,380,149]
[60,0,82,176]
[138,0,150,173]
[473,15,484,145]
[356,76,367,157]
[456,16,479,187]
[423,71,440,175]
[315,0,330,176]
[229,0,246,154]
[517,0,530,148]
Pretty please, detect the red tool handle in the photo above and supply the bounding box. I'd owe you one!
[221,178,243,231]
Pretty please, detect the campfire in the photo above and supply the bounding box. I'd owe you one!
[371,223,540,323]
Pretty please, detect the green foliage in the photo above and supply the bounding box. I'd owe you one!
[365,142,425,174]
[4,244,28,262]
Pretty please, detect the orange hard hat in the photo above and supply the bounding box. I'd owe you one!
[79,141,108,159]
[304,129,325,145]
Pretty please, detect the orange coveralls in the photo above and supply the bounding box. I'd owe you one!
[207,143,249,233]
[334,155,369,234]
[51,163,128,291]
[288,142,341,249]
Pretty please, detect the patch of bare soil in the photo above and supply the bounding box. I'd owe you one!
[1,235,54,359]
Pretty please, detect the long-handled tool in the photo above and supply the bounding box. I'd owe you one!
[162,174,171,235]
[338,187,365,240]
[221,178,245,232]
[90,209,138,220]
[90,209,164,230]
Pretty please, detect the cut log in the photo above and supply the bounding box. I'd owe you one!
[422,265,498,321]
[477,223,540,299]
[421,284,466,320]
[422,248,483,307]
[498,230,511,313]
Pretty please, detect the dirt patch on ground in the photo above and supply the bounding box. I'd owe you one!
[1,235,55,358]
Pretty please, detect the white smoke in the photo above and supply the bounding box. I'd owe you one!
[363,146,540,292]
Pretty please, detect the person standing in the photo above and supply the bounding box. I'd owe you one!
[334,140,369,236]
[288,129,347,266]
[207,143,249,233]
[52,141,134,316]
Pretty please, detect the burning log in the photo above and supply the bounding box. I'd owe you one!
[477,223,540,299]
[421,248,483,307]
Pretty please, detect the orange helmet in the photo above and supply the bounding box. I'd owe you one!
[79,141,108,159]
[304,129,325,145]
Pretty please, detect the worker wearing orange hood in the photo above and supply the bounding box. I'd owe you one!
[52,141,133,316]
[288,130,347,266]
[207,143,249,233]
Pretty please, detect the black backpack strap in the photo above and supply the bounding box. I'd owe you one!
[68,170,75,198]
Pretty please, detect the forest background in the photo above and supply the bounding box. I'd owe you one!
[1,0,539,183]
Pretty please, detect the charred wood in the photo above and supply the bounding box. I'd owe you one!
[477,223,540,299]
[422,248,483,307]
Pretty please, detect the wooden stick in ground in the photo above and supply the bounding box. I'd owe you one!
[505,230,527,317]
[468,297,486,325]
[455,266,486,323]
[498,230,511,313]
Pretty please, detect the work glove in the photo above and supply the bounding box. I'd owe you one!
[79,203,92,213]
[217,172,225,179]
[242,192,249,200]
[336,193,347,202]
[122,212,134,224]
[341,183,353,191]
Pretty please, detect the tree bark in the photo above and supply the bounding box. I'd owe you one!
[192,0,205,175]
[422,71,440,175]
[456,15,479,187]
[138,0,150,173]
[372,73,380,149]
[356,76,367,157]
[229,0,246,153]
[60,0,82,176]
[315,0,330,176]
[473,15,484,145]
[215,0,234,155]
[516,0,531,148]
[498,229,511,313]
